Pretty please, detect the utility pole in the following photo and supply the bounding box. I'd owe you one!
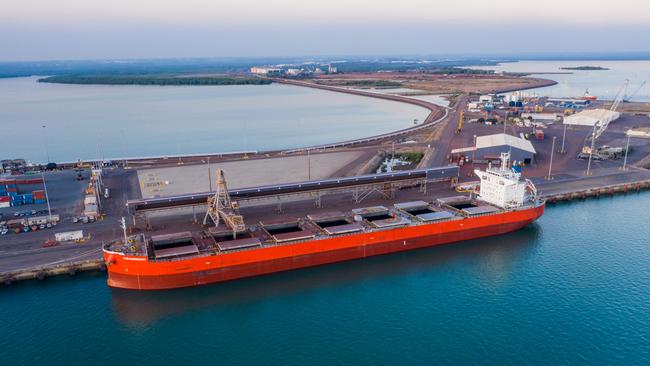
[42,173,52,221]
[560,123,567,154]
[307,150,311,180]
[622,132,631,171]
[546,136,556,180]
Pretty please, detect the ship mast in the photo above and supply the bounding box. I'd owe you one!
[203,170,246,237]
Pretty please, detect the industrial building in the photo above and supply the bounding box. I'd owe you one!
[563,109,620,127]
[452,133,536,165]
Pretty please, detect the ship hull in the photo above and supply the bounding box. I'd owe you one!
[105,204,544,290]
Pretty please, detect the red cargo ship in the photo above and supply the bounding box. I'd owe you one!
[104,153,544,290]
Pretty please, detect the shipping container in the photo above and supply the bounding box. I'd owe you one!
[55,230,84,242]
[34,199,47,204]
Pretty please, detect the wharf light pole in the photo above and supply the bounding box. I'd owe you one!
[503,111,508,135]
[586,123,598,176]
[41,173,52,221]
[472,134,476,170]
[622,132,631,171]
[560,123,567,154]
[207,156,212,191]
[546,136,556,180]
[42,124,51,163]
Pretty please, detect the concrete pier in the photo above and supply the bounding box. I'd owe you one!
[1,259,105,285]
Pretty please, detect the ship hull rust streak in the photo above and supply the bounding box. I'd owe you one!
[105,204,544,290]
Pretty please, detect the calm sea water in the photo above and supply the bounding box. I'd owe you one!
[2,193,649,365]
[0,77,427,163]
[470,60,650,102]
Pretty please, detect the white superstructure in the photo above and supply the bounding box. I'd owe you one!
[474,152,536,209]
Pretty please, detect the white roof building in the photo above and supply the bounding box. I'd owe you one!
[563,109,620,126]
[452,133,536,164]
[475,133,536,154]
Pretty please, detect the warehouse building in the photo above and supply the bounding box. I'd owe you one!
[563,109,620,126]
[452,133,536,165]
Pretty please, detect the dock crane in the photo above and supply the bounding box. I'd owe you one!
[203,169,246,238]
[581,80,628,158]
[623,81,646,103]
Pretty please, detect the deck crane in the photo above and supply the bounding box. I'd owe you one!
[203,169,246,238]
[581,80,628,158]
[623,81,646,103]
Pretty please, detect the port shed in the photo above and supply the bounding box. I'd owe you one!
[563,109,620,127]
[475,133,536,164]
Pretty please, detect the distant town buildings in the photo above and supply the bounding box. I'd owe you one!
[249,63,338,78]
[250,67,282,76]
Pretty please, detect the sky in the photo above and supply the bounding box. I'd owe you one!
[1,0,649,61]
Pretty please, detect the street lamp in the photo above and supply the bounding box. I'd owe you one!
[586,123,598,176]
[41,172,52,221]
[546,136,556,180]
[560,123,567,154]
[208,156,212,191]
[622,132,631,171]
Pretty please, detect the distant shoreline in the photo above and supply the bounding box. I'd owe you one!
[559,66,610,71]
[37,75,272,86]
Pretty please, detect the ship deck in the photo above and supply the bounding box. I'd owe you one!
[105,185,542,261]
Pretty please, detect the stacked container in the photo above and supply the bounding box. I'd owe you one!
[33,190,46,204]
[5,180,18,194]
[0,196,10,208]
[22,193,34,205]
[11,195,22,206]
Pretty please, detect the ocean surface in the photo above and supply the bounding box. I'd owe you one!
[2,193,649,365]
[0,77,428,163]
[469,60,650,102]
